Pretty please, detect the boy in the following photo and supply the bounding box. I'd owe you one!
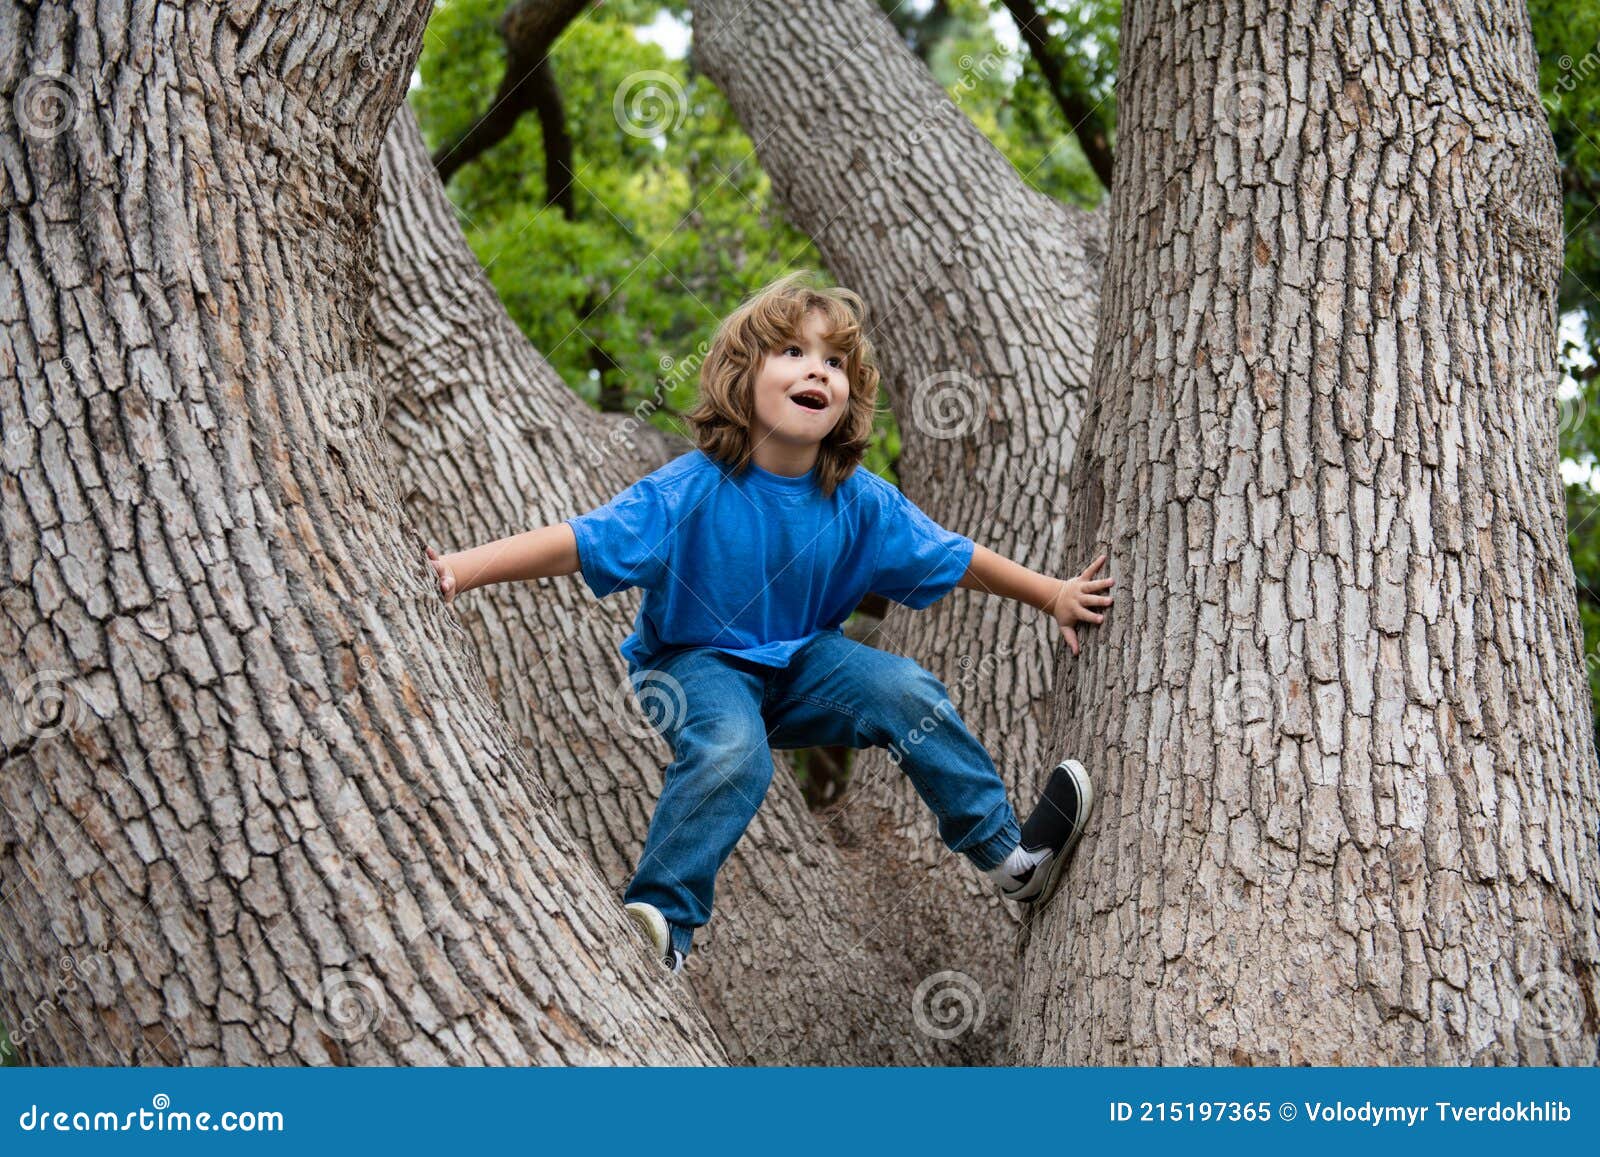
[427,272,1113,974]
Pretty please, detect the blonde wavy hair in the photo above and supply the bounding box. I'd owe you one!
[686,271,880,497]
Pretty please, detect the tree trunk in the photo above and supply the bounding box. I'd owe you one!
[692,0,1105,1063]
[1016,0,1600,1064]
[0,0,723,1066]
[370,106,956,1064]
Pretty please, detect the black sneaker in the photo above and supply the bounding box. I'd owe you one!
[994,759,1094,906]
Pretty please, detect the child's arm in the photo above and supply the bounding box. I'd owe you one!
[425,525,580,604]
[956,548,1114,656]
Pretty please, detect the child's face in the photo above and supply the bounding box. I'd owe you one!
[748,310,850,455]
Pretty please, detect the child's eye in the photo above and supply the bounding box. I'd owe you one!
[825,356,843,368]
[783,345,802,357]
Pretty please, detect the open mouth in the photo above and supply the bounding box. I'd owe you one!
[790,389,830,411]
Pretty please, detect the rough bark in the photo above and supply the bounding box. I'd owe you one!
[370,106,956,1064]
[692,0,1105,1062]
[1017,0,1600,1064]
[0,0,723,1065]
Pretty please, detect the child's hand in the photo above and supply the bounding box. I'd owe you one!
[425,546,459,604]
[1048,552,1114,656]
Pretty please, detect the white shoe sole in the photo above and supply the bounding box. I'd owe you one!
[624,901,670,964]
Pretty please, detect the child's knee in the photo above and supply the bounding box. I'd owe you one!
[891,661,952,718]
[868,659,956,742]
[676,715,773,791]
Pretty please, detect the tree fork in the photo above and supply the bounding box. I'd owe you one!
[691,0,1106,1063]
[370,106,955,1065]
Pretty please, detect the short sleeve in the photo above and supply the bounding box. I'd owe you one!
[869,486,975,609]
[566,479,672,598]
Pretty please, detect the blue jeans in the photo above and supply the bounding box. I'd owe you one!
[621,629,1022,957]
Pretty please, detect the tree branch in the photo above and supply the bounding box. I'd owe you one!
[432,0,593,181]
[999,0,1115,190]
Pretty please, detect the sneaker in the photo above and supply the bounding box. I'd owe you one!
[624,901,685,975]
[990,758,1094,906]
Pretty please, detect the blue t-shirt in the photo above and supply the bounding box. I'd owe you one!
[567,450,975,673]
